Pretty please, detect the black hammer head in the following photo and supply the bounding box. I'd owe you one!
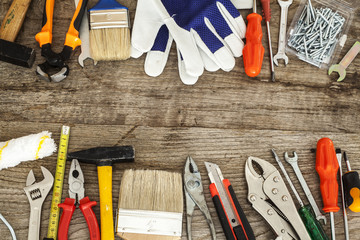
[0,39,35,68]
[67,146,135,166]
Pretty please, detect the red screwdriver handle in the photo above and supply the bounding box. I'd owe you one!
[79,197,100,240]
[243,13,264,77]
[260,0,271,22]
[58,198,76,240]
[316,138,340,213]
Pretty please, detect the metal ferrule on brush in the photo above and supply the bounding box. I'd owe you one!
[89,9,130,29]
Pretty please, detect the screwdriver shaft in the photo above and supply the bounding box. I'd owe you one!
[266,21,275,82]
[330,212,335,240]
[336,149,349,240]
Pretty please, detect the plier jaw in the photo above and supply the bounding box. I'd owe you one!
[184,156,216,240]
[68,159,85,205]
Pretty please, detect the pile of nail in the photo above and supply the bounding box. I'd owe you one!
[288,2,345,66]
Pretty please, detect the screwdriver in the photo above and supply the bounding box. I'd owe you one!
[272,149,328,240]
[316,138,340,240]
[260,0,275,81]
[343,152,360,212]
[243,0,264,77]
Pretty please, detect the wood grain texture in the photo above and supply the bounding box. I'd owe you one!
[0,0,359,239]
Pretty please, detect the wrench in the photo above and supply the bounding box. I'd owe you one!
[284,152,327,225]
[74,0,97,67]
[328,41,360,82]
[23,166,54,240]
[273,0,293,66]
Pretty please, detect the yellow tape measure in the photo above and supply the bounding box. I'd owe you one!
[46,125,70,240]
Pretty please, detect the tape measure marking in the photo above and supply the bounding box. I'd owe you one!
[46,125,70,240]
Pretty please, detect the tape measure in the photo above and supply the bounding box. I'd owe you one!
[46,125,70,240]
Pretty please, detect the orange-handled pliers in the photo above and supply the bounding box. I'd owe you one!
[35,0,88,82]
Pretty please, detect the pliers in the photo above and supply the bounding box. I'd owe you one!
[35,0,88,82]
[58,159,100,240]
[184,156,216,240]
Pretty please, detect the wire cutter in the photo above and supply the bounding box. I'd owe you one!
[35,0,88,82]
[58,159,100,240]
[184,156,216,240]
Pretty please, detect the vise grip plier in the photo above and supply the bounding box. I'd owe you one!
[58,159,100,240]
[245,156,311,240]
[35,0,88,82]
[184,156,216,240]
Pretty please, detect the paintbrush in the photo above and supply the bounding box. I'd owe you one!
[89,0,131,61]
[116,169,183,240]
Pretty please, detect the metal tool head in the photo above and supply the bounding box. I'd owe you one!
[328,64,346,82]
[284,152,298,164]
[24,166,54,202]
[68,159,85,203]
[67,146,135,166]
[273,53,289,66]
[277,0,293,6]
[78,53,97,67]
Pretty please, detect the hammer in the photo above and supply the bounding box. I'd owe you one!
[0,0,35,68]
[67,146,135,240]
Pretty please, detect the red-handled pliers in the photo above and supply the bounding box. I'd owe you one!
[58,159,100,240]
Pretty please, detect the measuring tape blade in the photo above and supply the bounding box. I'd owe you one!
[46,125,70,240]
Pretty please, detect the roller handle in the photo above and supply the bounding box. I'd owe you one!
[0,0,33,42]
[298,205,329,240]
[316,138,340,213]
[97,166,114,240]
[243,13,264,77]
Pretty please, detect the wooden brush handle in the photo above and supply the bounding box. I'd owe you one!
[0,0,33,42]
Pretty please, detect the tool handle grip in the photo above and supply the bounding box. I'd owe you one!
[343,171,360,212]
[260,0,271,22]
[79,197,100,240]
[0,0,32,41]
[35,0,54,47]
[28,205,41,240]
[65,0,89,49]
[224,180,255,240]
[210,183,236,240]
[58,198,76,240]
[243,13,264,77]
[316,138,340,213]
[98,166,114,240]
[298,205,329,240]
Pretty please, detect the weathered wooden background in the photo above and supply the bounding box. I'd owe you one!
[0,0,359,239]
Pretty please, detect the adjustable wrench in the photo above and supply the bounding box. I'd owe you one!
[284,152,327,225]
[74,0,97,67]
[23,166,54,240]
[273,0,292,66]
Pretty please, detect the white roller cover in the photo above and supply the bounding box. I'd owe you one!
[0,131,56,170]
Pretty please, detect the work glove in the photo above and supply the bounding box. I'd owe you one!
[131,0,246,85]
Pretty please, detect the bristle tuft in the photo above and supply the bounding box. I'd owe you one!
[90,28,131,61]
[119,169,183,213]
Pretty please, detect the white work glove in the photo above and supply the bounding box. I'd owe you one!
[131,0,246,85]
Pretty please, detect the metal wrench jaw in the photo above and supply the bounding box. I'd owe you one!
[328,64,346,82]
[284,152,298,164]
[78,53,98,68]
[24,166,54,203]
[317,215,327,225]
[273,54,289,66]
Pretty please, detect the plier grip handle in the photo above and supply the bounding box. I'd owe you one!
[58,197,100,240]
[35,0,88,82]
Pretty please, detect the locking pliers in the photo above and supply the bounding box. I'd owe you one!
[245,156,310,240]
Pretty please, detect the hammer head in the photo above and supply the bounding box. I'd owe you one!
[0,39,35,68]
[67,146,135,166]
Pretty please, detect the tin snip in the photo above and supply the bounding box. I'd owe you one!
[245,156,310,240]
[58,159,100,240]
[184,156,216,240]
